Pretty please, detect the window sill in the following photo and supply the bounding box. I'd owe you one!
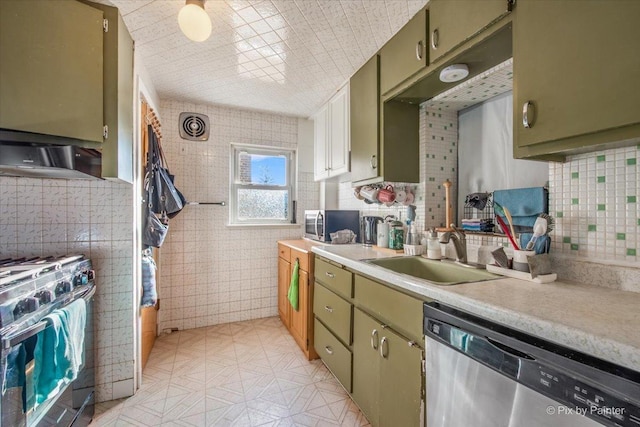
[226,223,302,229]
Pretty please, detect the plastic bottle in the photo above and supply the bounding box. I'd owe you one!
[426,229,441,260]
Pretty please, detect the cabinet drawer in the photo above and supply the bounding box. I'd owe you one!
[278,243,290,261]
[314,283,352,345]
[315,257,353,299]
[354,275,424,342]
[314,318,352,392]
[290,248,309,272]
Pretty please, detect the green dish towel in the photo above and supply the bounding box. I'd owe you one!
[288,259,299,311]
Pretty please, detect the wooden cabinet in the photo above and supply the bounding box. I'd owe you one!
[428,0,511,64]
[513,0,640,160]
[277,256,291,328]
[313,257,354,391]
[0,0,134,182]
[380,8,429,95]
[350,56,420,185]
[313,84,350,181]
[277,241,318,360]
[0,0,104,143]
[352,274,426,427]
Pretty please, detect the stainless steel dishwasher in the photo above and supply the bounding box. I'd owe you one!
[424,302,640,427]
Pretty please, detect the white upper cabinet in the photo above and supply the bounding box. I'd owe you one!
[314,84,350,181]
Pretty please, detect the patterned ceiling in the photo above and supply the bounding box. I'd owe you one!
[103,0,429,117]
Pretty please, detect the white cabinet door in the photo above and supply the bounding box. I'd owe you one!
[313,84,350,181]
[313,104,329,181]
[329,84,350,177]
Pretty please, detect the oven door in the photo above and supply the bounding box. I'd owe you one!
[0,287,95,427]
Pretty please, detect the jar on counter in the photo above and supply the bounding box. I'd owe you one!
[388,221,404,250]
[426,229,441,260]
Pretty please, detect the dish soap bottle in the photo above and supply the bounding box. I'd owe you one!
[426,229,441,260]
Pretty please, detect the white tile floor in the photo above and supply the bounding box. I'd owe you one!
[91,317,370,426]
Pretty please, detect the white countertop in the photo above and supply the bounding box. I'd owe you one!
[311,244,640,373]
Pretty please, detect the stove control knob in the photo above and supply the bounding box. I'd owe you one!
[13,297,40,320]
[73,272,88,287]
[55,280,73,297]
[34,290,53,304]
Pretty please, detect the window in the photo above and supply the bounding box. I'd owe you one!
[229,143,296,225]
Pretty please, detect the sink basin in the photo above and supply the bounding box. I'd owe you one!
[365,256,499,285]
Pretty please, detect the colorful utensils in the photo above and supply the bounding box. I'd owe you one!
[495,214,520,250]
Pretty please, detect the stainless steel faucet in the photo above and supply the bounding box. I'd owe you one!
[439,224,467,264]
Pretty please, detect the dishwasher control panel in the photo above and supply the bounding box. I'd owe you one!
[521,363,639,426]
[425,303,640,427]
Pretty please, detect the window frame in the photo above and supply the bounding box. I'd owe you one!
[229,143,296,226]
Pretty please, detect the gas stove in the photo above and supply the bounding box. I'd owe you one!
[0,255,94,333]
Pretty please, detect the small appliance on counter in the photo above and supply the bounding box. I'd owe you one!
[361,216,383,247]
[304,210,360,243]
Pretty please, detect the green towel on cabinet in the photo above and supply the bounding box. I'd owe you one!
[288,259,299,311]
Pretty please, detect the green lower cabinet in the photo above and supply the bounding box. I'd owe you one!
[378,326,423,427]
[352,308,424,426]
[352,309,381,423]
[314,318,352,392]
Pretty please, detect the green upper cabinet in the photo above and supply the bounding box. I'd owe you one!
[91,2,134,182]
[513,0,640,160]
[0,0,135,182]
[380,8,428,96]
[350,56,420,186]
[350,55,380,184]
[0,0,104,143]
[429,0,511,64]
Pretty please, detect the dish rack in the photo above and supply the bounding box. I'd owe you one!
[462,192,495,234]
[404,244,425,256]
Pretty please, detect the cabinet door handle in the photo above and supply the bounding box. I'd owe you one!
[370,154,377,170]
[324,305,333,313]
[325,271,335,279]
[325,346,333,355]
[408,341,418,348]
[431,28,439,50]
[415,40,423,61]
[371,329,379,350]
[523,101,534,128]
[380,336,389,359]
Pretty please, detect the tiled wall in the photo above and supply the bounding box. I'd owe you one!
[0,177,135,402]
[337,106,458,233]
[549,146,639,264]
[156,100,318,332]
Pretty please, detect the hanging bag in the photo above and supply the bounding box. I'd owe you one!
[147,126,185,218]
[142,126,169,248]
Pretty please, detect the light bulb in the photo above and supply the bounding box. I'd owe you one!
[178,2,212,42]
[439,64,470,83]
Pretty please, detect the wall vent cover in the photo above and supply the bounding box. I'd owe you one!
[179,112,210,141]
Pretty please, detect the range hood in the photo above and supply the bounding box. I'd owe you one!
[0,130,101,179]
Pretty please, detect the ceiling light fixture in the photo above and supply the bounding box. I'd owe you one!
[178,0,211,42]
[439,64,470,83]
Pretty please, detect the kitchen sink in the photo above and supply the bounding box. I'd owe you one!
[365,256,500,285]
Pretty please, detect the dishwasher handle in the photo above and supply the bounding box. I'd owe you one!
[425,318,531,380]
[486,336,536,361]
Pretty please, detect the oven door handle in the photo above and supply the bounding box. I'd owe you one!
[3,320,47,349]
[2,285,95,349]
[315,211,323,240]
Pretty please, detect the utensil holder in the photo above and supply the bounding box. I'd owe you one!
[512,250,535,272]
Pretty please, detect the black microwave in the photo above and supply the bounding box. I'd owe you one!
[304,210,360,243]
